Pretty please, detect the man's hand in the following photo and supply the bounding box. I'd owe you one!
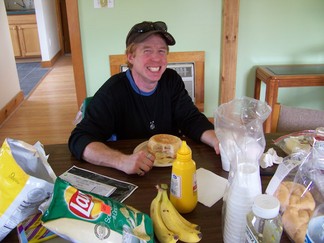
[201,130,220,155]
[82,142,155,175]
[124,150,155,176]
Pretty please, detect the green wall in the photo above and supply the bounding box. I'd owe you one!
[78,0,324,117]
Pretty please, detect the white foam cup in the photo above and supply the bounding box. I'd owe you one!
[219,143,230,172]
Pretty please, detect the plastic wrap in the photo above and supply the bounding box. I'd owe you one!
[267,132,324,243]
[214,96,271,242]
[273,130,315,155]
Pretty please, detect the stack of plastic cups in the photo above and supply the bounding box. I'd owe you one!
[214,97,271,243]
[223,163,261,242]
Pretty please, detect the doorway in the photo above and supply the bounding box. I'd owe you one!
[58,0,71,54]
[7,0,71,99]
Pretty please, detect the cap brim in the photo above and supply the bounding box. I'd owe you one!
[128,30,176,46]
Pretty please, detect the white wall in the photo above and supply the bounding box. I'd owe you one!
[35,0,60,61]
[237,0,324,110]
[0,1,21,109]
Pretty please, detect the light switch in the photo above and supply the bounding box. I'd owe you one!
[93,0,114,8]
[108,0,114,8]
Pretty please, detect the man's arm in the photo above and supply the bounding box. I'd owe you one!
[200,130,220,154]
[82,142,154,175]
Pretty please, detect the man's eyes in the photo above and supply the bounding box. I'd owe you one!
[159,50,167,55]
[143,49,153,54]
[143,49,167,55]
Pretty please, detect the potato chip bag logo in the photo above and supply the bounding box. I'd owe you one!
[65,186,101,219]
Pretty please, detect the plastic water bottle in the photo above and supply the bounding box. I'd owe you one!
[245,194,283,243]
[305,203,324,243]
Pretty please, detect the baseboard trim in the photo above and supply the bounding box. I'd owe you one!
[41,50,62,68]
[0,91,24,126]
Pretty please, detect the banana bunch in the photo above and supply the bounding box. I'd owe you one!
[150,184,202,243]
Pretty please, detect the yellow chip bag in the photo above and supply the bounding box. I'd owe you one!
[0,138,56,241]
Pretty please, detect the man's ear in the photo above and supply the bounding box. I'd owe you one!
[127,53,134,65]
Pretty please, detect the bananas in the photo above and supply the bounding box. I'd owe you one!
[150,184,202,243]
[150,185,179,243]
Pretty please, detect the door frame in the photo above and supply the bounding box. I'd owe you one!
[65,0,86,107]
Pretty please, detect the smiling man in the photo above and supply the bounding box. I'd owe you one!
[68,21,219,175]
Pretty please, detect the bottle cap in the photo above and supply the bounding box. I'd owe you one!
[252,194,280,219]
[176,141,192,162]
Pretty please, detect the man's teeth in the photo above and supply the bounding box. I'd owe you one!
[148,67,160,72]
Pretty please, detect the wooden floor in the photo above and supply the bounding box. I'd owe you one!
[0,55,79,145]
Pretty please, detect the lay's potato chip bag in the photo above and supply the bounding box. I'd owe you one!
[41,178,153,243]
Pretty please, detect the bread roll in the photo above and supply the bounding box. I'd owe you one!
[147,134,182,165]
[275,181,315,212]
[275,181,315,243]
[282,207,312,243]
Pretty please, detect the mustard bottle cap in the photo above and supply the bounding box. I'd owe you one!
[177,141,192,162]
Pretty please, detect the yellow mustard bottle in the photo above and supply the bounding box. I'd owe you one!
[170,140,198,213]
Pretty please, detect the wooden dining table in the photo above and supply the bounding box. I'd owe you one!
[2,133,291,242]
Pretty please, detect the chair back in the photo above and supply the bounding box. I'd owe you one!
[272,103,324,132]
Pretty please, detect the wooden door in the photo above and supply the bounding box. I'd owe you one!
[60,0,71,53]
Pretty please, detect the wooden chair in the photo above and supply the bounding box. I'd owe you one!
[109,51,205,112]
[74,96,92,125]
[271,103,324,132]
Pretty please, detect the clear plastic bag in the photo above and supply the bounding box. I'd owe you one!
[214,96,271,182]
[214,96,271,242]
[268,150,324,242]
[273,130,315,155]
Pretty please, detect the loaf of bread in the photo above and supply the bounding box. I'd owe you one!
[275,181,315,243]
[147,134,182,165]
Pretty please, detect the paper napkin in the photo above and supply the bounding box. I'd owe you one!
[196,168,228,207]
[260,148,283,169]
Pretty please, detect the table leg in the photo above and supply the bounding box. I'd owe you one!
[264,80,279,133]
[254,77,261,100]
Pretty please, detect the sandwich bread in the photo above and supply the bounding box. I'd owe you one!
[147,134,182,165]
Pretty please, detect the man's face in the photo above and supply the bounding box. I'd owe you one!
[127,34,168,86]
